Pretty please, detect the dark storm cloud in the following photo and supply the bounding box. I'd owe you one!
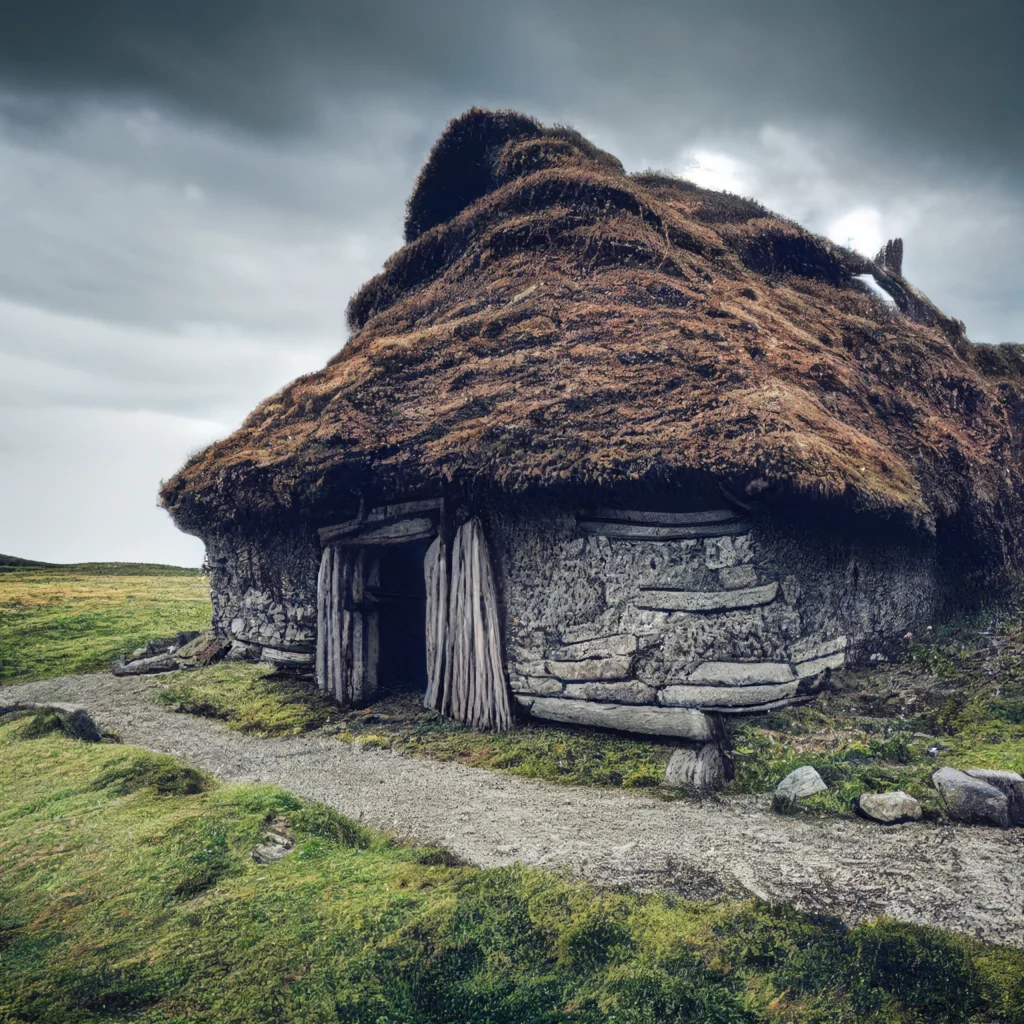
[1,1,1021,564]
[2,0,1021,172]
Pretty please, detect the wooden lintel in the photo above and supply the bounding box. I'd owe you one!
[586,508,739,526]
[578,519,749,541]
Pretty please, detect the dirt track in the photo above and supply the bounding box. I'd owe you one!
[7,673,1024,946]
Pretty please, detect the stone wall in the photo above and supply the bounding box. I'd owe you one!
[203,525,320,663]
[489,500,939,717]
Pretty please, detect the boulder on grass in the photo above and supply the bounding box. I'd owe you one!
[965,769,1024,827]
[772,765,826,812]
[857,790,922,825]
[932,767,1009,828]
[663,743,725,792]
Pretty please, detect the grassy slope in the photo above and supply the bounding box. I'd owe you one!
[2,714,1022,1024]
[0,564,210,684]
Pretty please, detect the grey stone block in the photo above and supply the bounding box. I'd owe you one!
[933,767,1009,828]
[688,661,795,685]
[518,695,714,741]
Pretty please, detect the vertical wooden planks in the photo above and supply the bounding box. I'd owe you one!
[423,536,447,712]
[315,544,331,691]
[435,518,511,731]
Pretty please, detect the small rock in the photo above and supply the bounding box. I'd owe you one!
[965,769,1024,827]
[111,653,181,676]
[252,817,295,864]
[225,640,262,663]
[663,743,725,792]
[772,766,826,812]
[175,631,231,667]
[932,767,1009,828]
[857,791,922,825]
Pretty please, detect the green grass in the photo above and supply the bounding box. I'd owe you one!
[0,564,211,684]
[2,720,1022,1023]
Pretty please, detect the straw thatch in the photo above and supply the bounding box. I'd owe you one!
[160,109,1024,572]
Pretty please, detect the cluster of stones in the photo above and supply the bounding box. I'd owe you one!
[766,764,1024,827]
[112,630,234,676]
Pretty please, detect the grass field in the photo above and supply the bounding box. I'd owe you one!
[0,560,210,684]
[2,713,1021,1024]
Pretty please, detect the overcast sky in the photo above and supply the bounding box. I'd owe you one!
[1,1,1021,566]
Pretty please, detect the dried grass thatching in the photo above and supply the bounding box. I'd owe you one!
[160,109,1024,574]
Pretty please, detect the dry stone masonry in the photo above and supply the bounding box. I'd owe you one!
[494,500,937,737]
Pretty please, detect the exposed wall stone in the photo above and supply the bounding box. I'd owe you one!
[203,525,320,659]
[199,495,941,718]
[490,500,939,716]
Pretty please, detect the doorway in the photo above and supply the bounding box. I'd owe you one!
[371,538,430,695]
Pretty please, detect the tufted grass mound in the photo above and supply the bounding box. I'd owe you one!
[0,562,210,684]
[2,719,1022,1023]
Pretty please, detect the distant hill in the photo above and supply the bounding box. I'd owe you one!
[0,554,58,568]
[0,555,203,576]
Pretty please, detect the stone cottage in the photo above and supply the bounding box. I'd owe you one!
[160,109,1024,740]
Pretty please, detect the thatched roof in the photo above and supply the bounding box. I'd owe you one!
[161,109,1024,571]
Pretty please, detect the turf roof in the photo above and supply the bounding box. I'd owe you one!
[160,109,1024,573]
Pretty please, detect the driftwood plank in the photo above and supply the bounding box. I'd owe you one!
[577,520,749,540]
[586,508,739,525]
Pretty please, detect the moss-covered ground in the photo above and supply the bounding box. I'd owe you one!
[0,563,210,684]
[157,599,1024,810]
[2,713,1022,1024]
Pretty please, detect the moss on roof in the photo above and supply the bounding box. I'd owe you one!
[160,109,1024,574]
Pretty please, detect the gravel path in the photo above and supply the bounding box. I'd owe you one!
[7,673,1024,946]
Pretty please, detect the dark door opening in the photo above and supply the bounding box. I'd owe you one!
[372,538,429,694]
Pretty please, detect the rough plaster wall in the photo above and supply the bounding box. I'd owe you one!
[203,526,320,655]
[489,502,939,710]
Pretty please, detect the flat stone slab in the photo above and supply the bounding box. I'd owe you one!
[794,652,846,678]
[544,655,634,682]
[788,635,848,663]
[660,682,799,708]
[562,681,656,705]
[262,647,314,666]
[552,633,638,660]
[933,767,1010,828]
[517,695,714,741]
[636,582,778,613]
[688,661,795,686]
[858,791,922,825]
[509,676,564,697]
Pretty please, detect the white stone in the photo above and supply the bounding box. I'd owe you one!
[635,582,778,613]
[773,766,827,810]
[857,791,922,825]
[688,661,795,685]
